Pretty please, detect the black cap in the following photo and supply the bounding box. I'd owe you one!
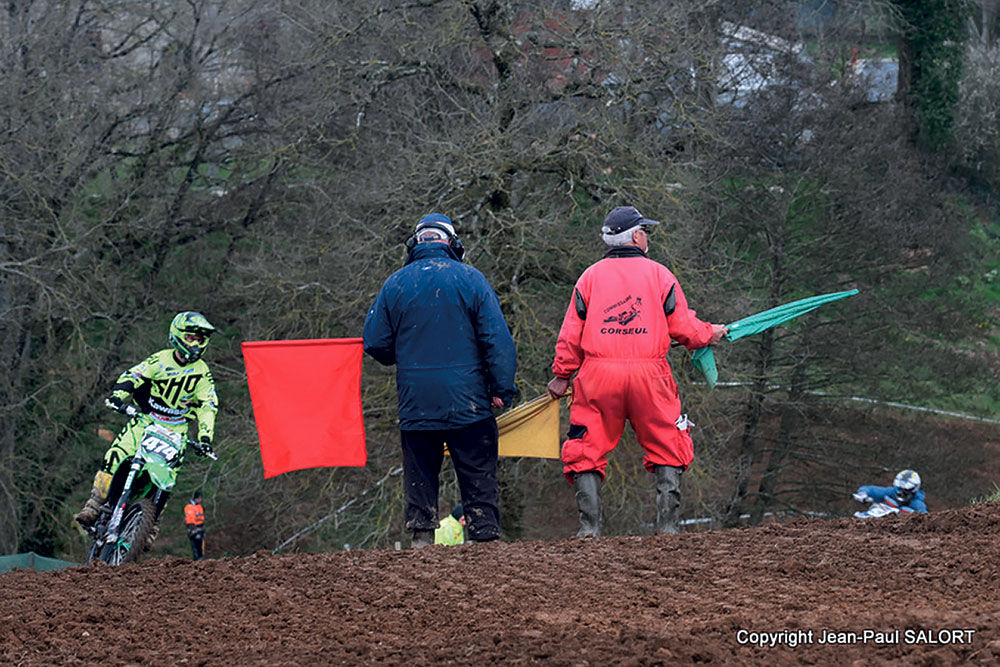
[601,206,660,235]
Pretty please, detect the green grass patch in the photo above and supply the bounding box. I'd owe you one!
[971,482,1000,504]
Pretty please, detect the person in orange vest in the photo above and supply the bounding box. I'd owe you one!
[184,490,206,561]
[547,206,727,537]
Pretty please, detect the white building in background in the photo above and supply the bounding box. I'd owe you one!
[716,21,806,108]
[851,58,899,103]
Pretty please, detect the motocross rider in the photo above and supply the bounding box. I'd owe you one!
[853,469,927,514]
[74,312,219,541]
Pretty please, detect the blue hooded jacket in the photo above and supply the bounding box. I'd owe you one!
[363,242,517,430]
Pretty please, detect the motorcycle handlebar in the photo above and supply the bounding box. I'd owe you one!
[197,447,219,461]
[107,402,217,460]
[106,398,140,418]
[191,439,218,460]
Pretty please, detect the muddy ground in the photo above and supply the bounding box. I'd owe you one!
[4,503,1000,666]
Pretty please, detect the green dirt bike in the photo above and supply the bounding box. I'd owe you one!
[85,411,216,565]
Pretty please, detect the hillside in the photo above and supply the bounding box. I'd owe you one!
[4,504,1000,666]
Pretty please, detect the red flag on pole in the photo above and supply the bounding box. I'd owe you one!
[242,338,366,478]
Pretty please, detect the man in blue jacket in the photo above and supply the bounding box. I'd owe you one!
[853,469,928,514]
[363,213,517,547]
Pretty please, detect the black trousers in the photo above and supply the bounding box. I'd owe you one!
[400,416,501,541]
[188,529,205,561]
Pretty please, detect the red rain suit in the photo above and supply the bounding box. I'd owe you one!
[552,247,715,482]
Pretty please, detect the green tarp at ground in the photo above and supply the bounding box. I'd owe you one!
[0,552,78,574]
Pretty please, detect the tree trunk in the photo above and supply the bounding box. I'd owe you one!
[748,355,806,525]
[723,329,774,527]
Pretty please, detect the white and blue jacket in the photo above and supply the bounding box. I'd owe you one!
[856,485,928,513]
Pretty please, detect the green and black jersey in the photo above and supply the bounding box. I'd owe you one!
[109,349,218,442]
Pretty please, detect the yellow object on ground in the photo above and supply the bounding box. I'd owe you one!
[434,515,465,545]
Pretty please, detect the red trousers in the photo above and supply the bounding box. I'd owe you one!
[562,357,693,482]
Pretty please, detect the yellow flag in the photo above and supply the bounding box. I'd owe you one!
[444,393,563,459]
[496,393,561,459]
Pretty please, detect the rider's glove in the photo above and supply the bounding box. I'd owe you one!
[852,491,871,503]
[193,436,215,458]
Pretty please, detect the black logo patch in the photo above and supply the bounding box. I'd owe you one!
[603,297,643,326]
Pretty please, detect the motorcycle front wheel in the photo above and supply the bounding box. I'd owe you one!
[85,539,102,564]
[100,498,155,565]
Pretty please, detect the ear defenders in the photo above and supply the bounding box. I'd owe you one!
[405,222,465,261]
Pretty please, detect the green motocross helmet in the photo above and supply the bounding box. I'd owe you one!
[169,311,216,363]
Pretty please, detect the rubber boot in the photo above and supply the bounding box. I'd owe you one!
[654,465,683,534]
[412,529,434,548]
[145,495,172,551]
[75,471,112,528]
[574,471,602,537]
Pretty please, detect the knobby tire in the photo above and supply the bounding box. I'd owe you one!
[100,498,156,565]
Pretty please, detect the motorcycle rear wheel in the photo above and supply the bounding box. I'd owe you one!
[100,498,155,565]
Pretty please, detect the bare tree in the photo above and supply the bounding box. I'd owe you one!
[0,0,993,555]
[0,0,302,553]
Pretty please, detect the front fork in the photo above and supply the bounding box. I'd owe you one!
[104,458,143,544]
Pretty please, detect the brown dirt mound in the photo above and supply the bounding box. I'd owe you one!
[4,504,1000,666]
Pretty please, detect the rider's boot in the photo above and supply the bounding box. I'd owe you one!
[654,465,683,534]
[75,471,113,528]
[411,529,434,548]
[144,498,168,551]
[574,471,602,537]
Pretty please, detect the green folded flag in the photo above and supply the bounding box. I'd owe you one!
[692,289,860,387]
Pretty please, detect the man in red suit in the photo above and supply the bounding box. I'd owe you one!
[547,206,727,537]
